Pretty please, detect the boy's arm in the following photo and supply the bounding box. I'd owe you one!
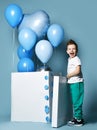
[67,65,81,79]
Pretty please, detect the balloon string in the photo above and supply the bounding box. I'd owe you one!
[12,28,16,72]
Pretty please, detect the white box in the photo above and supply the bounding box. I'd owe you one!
[11,71,53,123]
[52,76,67,127]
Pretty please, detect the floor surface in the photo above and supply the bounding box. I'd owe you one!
[0,116,97,130]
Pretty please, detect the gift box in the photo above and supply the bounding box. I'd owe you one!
[11,72,67,127]
[11,71,53,123]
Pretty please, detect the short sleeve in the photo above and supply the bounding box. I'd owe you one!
[74,56,81,66]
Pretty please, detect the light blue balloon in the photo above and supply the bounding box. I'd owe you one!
[17,58,35,72]
[18,27,37,50]
[17,45,34,59]
[35,40,53,64]
[47,24,64,47]
[5,4,23,28]
[18,10,50,40]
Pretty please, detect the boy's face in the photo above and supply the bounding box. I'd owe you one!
[66,44,77,58]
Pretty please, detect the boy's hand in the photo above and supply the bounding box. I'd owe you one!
[66,74,71,79]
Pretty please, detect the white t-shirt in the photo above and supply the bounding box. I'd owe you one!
[67,56,84,84]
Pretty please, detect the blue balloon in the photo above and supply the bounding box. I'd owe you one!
[17,45,34,59]
[17,58,35,72]
[35,40,53,64]
[47,24,64,47]
[5,4,23,28]
[18,27,37,50]
[18,10,50,40]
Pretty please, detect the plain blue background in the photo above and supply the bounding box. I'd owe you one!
[0,0,97,129]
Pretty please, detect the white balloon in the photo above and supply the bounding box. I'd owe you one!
[18,10,50,40]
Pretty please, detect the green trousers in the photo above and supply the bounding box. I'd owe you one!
[69,82,84,120]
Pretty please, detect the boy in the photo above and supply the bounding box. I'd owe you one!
[66,39,84,126]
